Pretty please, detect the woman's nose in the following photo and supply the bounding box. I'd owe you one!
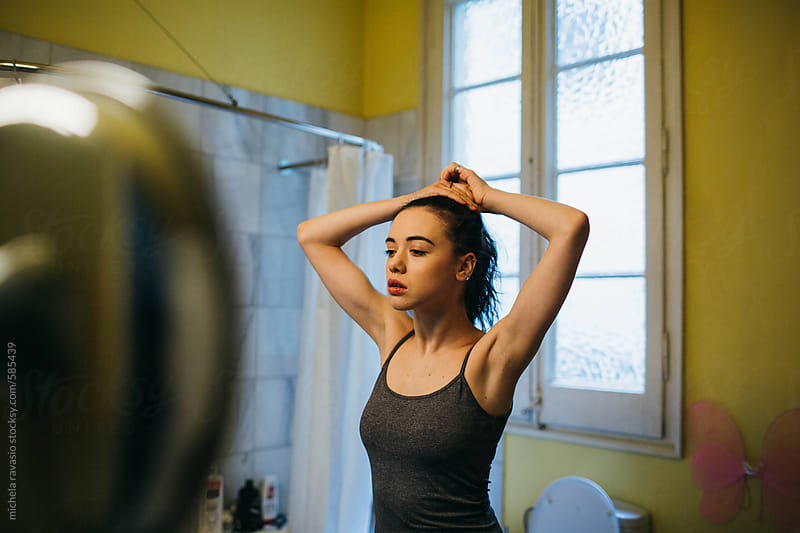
[388,254,405,273]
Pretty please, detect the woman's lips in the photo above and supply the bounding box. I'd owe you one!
[387,279,406,295]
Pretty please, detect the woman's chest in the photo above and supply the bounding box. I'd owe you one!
[385,352,465,396]
[360,382,501,460]
[383,343,512,417]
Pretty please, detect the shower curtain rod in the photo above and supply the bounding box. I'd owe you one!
[277,158,329,171]
[0,59,382,170]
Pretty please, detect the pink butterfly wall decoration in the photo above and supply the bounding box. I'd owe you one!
[687,401,800,532]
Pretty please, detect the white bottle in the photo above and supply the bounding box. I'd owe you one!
[198,472,224,533]
[260,475,279,523]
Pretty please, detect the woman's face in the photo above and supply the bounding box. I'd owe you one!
[385,207,464,312]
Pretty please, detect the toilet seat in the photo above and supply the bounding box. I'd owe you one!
[527,476,620,533]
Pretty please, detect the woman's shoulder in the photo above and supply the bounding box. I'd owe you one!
[378,312,414,364]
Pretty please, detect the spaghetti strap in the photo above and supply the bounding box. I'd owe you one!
[459,343,477,376]
[384,330,414,369]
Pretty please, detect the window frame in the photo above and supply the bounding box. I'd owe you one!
[420,0,684,458]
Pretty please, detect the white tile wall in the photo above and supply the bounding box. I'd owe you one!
[366,108,421,194]
[0,31,51,64]
[213,157,262,233]
[254,377,294,449]
[260,166,309,236]
[228,232,259,306]
[201,84,265,160]
[257,307,302,377]
[257,235,306,307]
[235,307,258,378]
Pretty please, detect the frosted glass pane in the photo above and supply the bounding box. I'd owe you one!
[484,212,518,273]
[557,0,643,66]
[487,176,520,193]
[553,277,645,393]
[557,166,644,274]
[496,275,519,320]
[453,81,521,176]
[453,0,522,87]
[557,54,644,169]
[483,177,520,274]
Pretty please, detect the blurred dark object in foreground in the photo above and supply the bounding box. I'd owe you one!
[0,61,239,533]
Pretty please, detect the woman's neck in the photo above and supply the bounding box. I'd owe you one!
[410,305,483,358]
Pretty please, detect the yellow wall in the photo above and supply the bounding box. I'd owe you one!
[0,0,419,117]
[505,1,800,532]
[0,0,366,116]
[363,0,420,117]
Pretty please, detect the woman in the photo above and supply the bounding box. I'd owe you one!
[297,162,589,532]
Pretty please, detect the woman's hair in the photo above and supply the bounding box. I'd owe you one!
[395,195,499,330]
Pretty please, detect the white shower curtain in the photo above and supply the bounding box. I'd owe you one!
[289,145,393,533]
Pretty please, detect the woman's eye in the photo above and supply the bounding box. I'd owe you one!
[385,249,425,257]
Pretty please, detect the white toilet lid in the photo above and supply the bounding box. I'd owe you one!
[527,476,620,533]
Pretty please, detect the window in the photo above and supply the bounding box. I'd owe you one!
[448,0,523,319]
[422,0,683,457]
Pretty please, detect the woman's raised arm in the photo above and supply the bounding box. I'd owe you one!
[298,196,406,347]
[441,163,590,380]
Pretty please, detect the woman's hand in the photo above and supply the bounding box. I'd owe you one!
[408,174,481,211]
[440,163,493,213]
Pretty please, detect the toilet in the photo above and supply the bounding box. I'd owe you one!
[524,476,651,533]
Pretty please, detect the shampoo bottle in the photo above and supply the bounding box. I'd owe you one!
[198,469,223,533]
[260,475,279,523]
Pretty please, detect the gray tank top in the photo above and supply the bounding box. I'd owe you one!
[360,330,510,532]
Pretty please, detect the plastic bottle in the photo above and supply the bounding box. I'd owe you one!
[260,475,279,523]
[198,467,223,533]
[234,479,263,532]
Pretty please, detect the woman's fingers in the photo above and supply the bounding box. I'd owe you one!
[417,179,480,211]
[449,182,480,211]
[441,164,491,208]
[440,163,483,191]
[443,183,470,204]
[441,162,473,184]
[431,182,473,210]
[440,162,460,183]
